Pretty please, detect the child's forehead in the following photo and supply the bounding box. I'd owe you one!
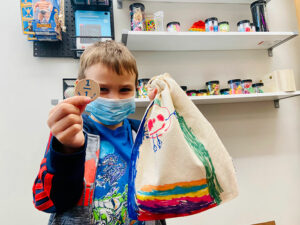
[85,63,136,84]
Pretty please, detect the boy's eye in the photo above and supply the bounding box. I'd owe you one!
[120,88,131,92]
[100,88,108,92]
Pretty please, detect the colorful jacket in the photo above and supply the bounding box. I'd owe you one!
[32,114,166,225]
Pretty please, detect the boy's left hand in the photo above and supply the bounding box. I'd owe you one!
[148,88,158,101]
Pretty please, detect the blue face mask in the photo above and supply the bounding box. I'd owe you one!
[85,95,136,125]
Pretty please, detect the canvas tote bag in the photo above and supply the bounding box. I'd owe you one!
[128,73,238,221]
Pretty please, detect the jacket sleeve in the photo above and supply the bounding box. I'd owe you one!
[32,133,87,213]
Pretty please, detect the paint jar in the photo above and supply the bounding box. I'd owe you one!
[219,21,230,32]
[205,17,218,32]
[145,14,156,31]
[197,89,208,96]
[206,80,220,95]
[180,86,187,92]
[228,79,243,94]
[154,11,164,31]
[250,23,256,32]
[130,3,146,31]
[220,88,230,95]
[137,78,150,98]
[187,90,197,96]
[237,20,251,32]
[167,22,180,32]
[241,79,254,94]
[252,83,264,93]
[251,0,269,32]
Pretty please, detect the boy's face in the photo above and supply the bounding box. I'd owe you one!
[84,63,136,100]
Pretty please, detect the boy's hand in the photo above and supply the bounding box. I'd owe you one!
[47,96,91,151]
[148,88,158,101]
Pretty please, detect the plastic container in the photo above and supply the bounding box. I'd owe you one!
[145,14,156,31]
[241,79,254,94]
[220,88,230,95]
[205,17,218,32]
[252,83,264,93]
[187,90,197,96]
[251,0,269,32]
[228,79,243,94]
[250,23,256,32]
[154,11,164,31]
[206,80,220,95]
[237,20,251,32]
[197,89,208,96]
[219,21,230,32]
[167,22,181,32]
[130,3,146,31]
[137,78,150,98]
[180,86,187,92]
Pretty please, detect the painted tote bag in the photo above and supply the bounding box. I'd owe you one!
[128,73,238,221]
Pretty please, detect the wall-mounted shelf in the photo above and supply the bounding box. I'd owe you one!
[121,31,298,56]
[135,91,300,108]
[117,0,271,9]
[51,91,300,108]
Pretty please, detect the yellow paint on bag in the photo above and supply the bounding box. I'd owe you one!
[137,188,209,201]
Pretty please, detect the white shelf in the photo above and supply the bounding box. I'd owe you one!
[117,0,270,8]
[122,31,298,54]
[134,91,300,108]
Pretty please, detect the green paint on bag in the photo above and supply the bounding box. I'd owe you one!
[176,111,223,204]
[154,98,161,106]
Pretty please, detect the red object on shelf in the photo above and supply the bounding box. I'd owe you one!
[189,20,205,32]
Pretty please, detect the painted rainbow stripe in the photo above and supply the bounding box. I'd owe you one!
[136,179,217,220]
[128,103,223,221]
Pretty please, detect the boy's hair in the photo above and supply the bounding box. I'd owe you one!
[78,40,138,85]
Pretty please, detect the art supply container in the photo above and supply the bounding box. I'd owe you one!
[197,89,208,96]
[219,21,230,32]
[180,86,187,92]
[241,79,254,94]
[167,22,181,32]
[220,88,230,95]
[228,79,243,94]
[251,0,269,32]
[252,83,264,93]
[130,3,146,31]
[237,20,251,32]
[145,14,156,31]
[206,80,220,95]
[154,11,164,31]
[250,23,256,32]
[187,90,197,96]
[205,17,218,32]
[137,78,150,98]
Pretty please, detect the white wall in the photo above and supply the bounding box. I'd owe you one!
[0,0,299,224]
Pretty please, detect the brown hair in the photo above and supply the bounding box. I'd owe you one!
[78,40,138,85]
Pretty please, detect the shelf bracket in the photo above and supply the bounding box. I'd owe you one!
[274,99,280,108]
[268,33,298,57]
[268,48,273,57]
[117,0,123,9]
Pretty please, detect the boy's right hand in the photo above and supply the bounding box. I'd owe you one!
[47,96,92,151]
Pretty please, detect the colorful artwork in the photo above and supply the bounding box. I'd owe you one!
[136,179,217,221]
[128,101,223,221]
[143,100,176,152]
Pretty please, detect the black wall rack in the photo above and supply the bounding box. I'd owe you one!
[33,0,115,58]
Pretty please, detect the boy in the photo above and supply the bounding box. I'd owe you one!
[32,41,162,225]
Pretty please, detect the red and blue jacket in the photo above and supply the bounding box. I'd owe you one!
[32,114,145,224]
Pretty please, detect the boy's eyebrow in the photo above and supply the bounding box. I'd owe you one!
[97,83,135,87]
